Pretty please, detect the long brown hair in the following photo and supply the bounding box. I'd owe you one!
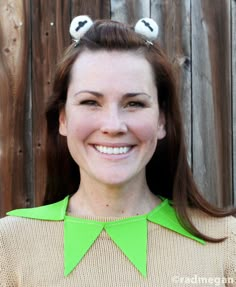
[44,19,235,242]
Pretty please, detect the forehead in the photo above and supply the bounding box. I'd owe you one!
[71,49,151,69]
[69,50,155,91]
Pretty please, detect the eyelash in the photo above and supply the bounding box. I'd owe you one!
[79,100,146,108]
[79,100,99,106]
[126,101,145,108]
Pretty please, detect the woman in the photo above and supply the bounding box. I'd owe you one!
[0,17,235,286]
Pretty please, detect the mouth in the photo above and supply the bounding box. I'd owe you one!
[93,145,134,155]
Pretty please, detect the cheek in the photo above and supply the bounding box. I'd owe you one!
[130,115,159,144]
[65,112,97,142]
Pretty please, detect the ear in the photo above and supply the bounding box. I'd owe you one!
[59,108,67,136]
[157,111,166,140]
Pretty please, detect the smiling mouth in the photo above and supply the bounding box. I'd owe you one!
[94,145,133,155]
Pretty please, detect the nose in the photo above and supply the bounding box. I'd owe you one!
[100,107,128,135]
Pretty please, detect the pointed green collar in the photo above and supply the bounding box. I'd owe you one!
[7,196,205,277]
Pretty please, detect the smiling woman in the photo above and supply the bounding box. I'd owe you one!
[0,16,236,286]
[58,50,165,209]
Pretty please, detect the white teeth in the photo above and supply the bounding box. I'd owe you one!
[95,145,131,155]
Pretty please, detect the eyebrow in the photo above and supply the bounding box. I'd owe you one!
[73,90,151,99]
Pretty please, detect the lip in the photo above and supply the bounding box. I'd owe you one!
[91,143,136,148]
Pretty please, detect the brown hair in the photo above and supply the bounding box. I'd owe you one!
[44,19,235,242]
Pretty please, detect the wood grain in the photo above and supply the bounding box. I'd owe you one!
[191,0,232,206]
[111,0,150,23]
[151,0,192,163]
[0,0,30,216]
[31,0,71,206]
[232,0,236,205]
[71,0,111,19]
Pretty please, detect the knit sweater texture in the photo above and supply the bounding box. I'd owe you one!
[0,201,236,286]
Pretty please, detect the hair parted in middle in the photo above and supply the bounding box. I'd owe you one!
[44,18,234,242]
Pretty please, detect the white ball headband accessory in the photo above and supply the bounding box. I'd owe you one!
[134,18,159,45]
[69,16,158,46]
[69,15,93,44]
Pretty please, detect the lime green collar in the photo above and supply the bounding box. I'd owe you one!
[7,196,205,277]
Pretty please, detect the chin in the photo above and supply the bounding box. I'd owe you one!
[94,172,133,187]
[97,178,129,187]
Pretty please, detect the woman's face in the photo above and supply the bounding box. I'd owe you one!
[59,50,166,186]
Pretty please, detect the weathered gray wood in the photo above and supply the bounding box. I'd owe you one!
[192,0,232,207]
[232,0,236,206]
[151,0,192,163]
[111,0,150,23]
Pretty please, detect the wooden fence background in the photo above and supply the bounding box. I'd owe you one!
[0,0,235,217]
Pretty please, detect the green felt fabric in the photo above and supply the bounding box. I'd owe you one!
[7,196,205,277]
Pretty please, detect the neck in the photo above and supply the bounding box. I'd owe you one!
[67,173,160,217]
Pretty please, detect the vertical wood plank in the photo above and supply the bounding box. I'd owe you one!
[0,0,30,216]
[71,0,111,19]
[192,0,232,206]
[31,0,71,206]
[232,0,236,205]
[111,0,150,23]
[151,0,192,162]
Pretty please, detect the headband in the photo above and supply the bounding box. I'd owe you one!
[69,15,159,46]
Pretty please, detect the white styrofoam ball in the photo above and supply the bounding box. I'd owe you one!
[134,18,159,41]
[69,15,93,40]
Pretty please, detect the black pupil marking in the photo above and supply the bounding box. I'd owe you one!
[75,20,88,32]
[141,20,153,32]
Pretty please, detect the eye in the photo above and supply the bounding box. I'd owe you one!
[80,100,99,106]
[126,101,145,108]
